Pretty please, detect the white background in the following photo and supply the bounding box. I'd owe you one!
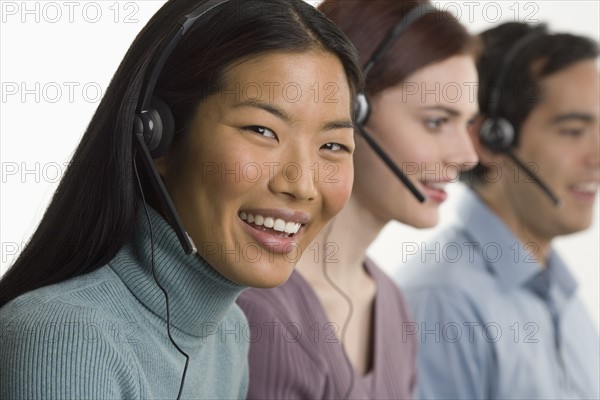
[1,1,598,328]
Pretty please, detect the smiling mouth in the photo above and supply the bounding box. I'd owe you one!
[570,182,599,194]
[419,180,450,203]
[239,212,302,238]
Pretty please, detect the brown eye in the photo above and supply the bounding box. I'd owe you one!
[424,118,449,131]
[559,128,584,137]
[321,143,350,152]
[244,125,277,140]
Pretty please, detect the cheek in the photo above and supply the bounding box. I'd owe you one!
[194,146,263,198]
[405,133,441,166]
[386,124,436,168]
[321,162,354,216]
[520,141,565,179]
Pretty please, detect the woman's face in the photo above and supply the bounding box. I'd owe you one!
[157,51,355,287]
[353,55,479,228]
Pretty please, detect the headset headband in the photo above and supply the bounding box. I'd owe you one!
[363,2,436,78]
[134,0,232,256]
[487,27,544,120]
[138,0,231,113]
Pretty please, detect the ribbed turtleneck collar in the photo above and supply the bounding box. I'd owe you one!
[109,206,246,338]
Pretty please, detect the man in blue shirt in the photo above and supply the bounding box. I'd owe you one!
[394,22,599,399]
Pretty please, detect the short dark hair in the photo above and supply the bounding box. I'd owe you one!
[463,22,599,186]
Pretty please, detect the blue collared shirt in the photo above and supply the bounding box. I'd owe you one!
[394,188,600,399]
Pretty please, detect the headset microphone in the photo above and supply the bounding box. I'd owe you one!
[355,3,437,204]
[479,28,562,207]
[356,125,426,203]
[505,150,562,206]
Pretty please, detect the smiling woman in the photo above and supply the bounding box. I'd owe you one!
[156,51,356,289]
[0,0,362,398]
[236,0,481,398]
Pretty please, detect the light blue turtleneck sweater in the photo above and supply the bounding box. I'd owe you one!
[0,207,249,399]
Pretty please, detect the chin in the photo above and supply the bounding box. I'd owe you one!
[412,220,438,229]
[399,212,439,229]
[561,220,594,236]
[232,260,296,289]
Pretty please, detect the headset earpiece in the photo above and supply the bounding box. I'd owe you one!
[479,28,544,154]
[355,3,436,128]
[137,96,175,158]
[355,92,371,126]
[479,117,514,152]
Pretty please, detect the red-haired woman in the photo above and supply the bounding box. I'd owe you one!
[237,0,480,398]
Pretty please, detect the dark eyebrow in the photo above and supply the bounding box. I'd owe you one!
[232,100,293,123]
[232,99,353,131]
[322,120,355,131]
[421,106,460,117]
[550,113,596,124]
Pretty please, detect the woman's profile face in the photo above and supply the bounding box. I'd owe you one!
[156,51,355,287]
[353,54,479,228]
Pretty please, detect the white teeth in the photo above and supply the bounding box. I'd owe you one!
[238,212,302,235]
[572,182,598,193]
[284,221,300,234]
[273,219,286,232]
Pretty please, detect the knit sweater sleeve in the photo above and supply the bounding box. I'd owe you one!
[0,301,141,399]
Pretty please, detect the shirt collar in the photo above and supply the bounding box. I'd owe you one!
[546,249,578,311]
[455,188,577,303]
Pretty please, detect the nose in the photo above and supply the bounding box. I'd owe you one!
[267,149,318,202]
[445,126,479,172]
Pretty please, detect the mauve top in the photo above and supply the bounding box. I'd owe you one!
[237,258,417,399]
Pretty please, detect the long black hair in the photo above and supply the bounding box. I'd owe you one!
[0,0,363,307]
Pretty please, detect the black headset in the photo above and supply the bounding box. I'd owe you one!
[132,0,232,255]
[478,27,561,206]
[131,3,233,399]
[354,2,436,203]
[135,0,233,157]
[479,28,543,152]
[355,2,436,127]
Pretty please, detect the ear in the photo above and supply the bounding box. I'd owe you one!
[469,114,505,167]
